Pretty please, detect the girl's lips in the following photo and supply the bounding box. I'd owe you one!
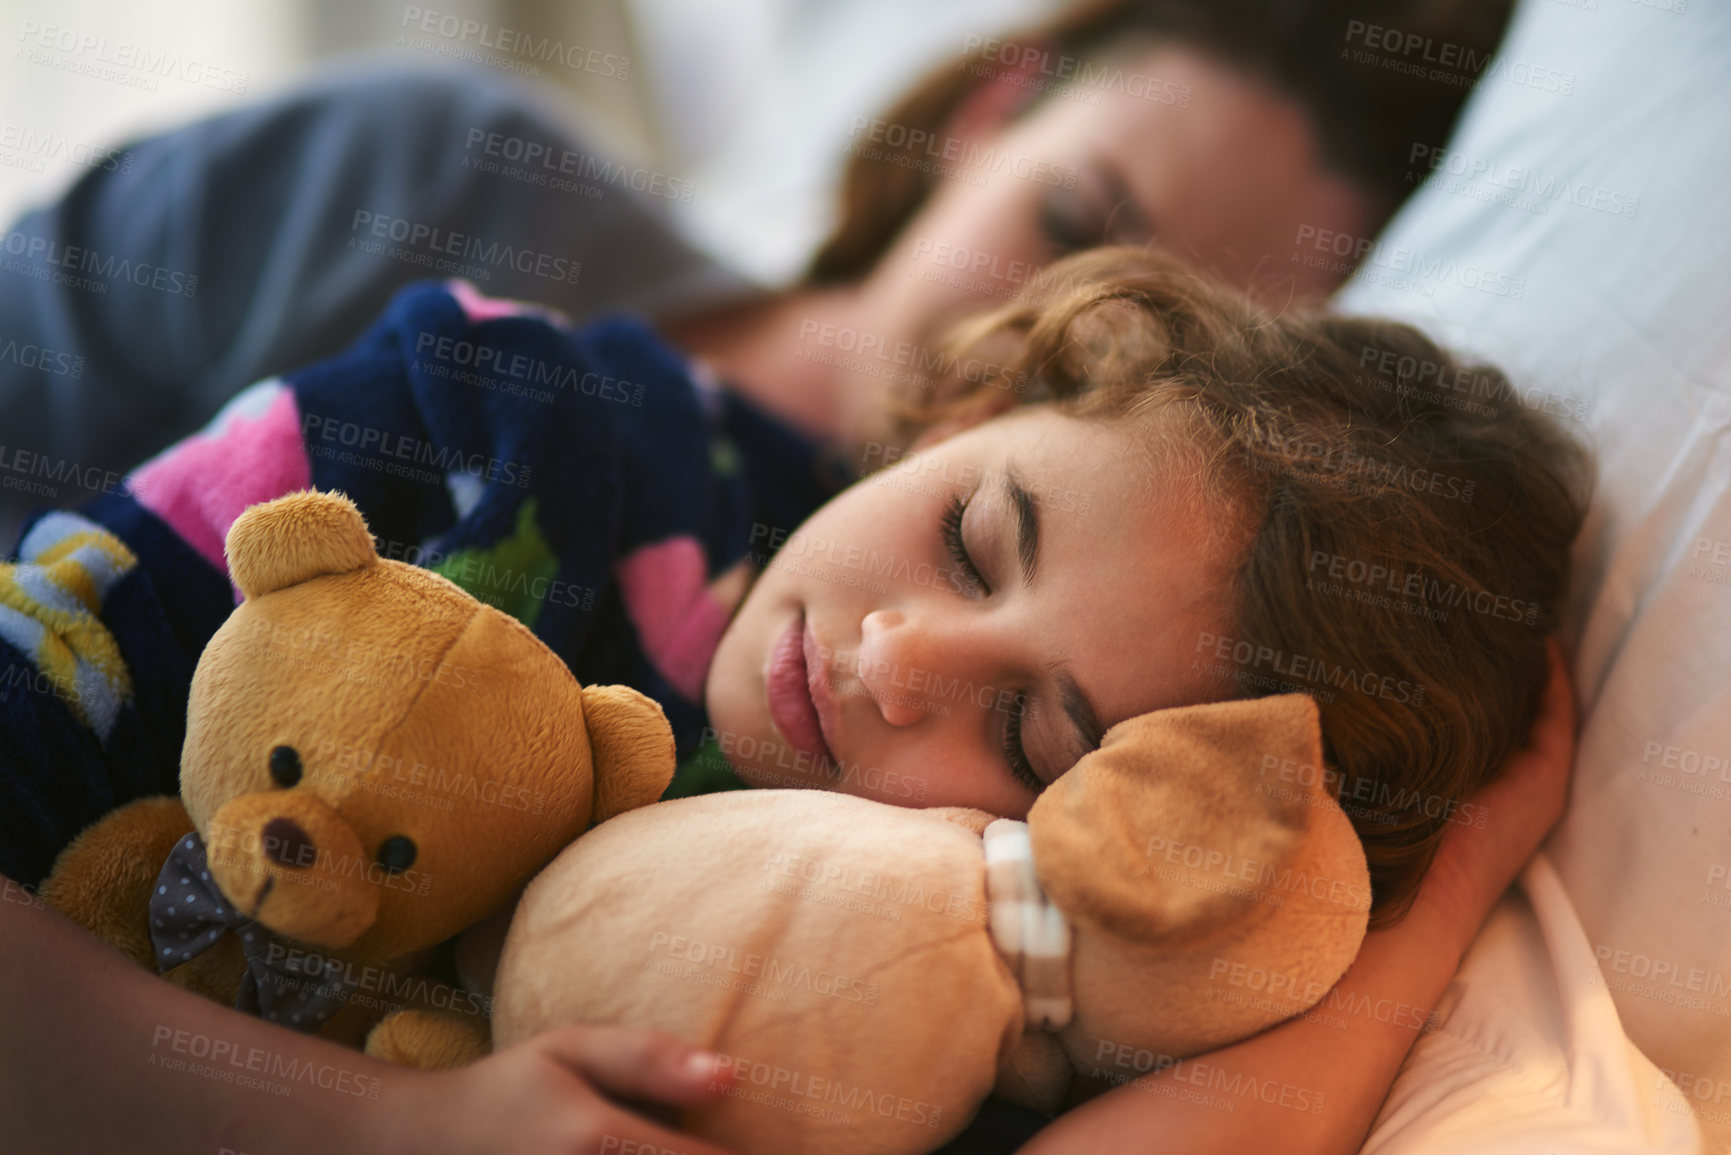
[766,612,838,767]
[803,621,843,763]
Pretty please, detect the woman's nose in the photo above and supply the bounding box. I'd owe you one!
[856,607,991,727]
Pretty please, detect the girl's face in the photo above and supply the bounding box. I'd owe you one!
[704,406,1237,818]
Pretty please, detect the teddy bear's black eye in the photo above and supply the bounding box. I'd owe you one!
[269,745,302,788]
[376,836,417,874]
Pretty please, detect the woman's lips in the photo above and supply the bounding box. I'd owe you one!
[766,611,838,768]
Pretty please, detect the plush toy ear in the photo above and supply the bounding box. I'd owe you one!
[1028,693,1365,940]
[1028,693,1372,1064]
[225,490,379,601]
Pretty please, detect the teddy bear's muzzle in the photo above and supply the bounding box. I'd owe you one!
[203,792,381,948]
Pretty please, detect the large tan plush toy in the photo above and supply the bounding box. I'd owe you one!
[491,694,1370,1155]
[40,490,675,1064]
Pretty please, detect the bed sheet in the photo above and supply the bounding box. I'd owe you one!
[1362,857,1698,1153]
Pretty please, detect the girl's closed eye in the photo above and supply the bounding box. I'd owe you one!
[938,492,1044,794]
[939,492,988,597]
[1002,691,1041,794]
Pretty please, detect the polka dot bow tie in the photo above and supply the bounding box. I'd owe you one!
[147,831,359,1033]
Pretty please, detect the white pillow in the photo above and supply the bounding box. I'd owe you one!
[1333,0,1731,1148]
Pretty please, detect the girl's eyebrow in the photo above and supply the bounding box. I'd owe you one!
[1000,464,1105,772]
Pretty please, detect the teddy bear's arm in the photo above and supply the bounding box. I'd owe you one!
[38,796,195,968]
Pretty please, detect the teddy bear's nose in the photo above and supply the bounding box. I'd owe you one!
[262,817,315,868]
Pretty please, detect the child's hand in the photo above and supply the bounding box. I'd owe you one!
[379,1023,739,1155]
[1410,637,1577,954]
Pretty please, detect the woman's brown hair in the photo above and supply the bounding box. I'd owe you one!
[900,247,1591,925]
[810,0,1513,285]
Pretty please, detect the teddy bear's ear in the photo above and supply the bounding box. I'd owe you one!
[226,490,379,600]
[581,684,676,823]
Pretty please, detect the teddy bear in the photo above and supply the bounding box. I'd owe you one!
[485,692,1370,1155]
[39,489,676,1065]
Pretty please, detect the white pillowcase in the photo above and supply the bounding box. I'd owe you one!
[1333,0,1731,1148]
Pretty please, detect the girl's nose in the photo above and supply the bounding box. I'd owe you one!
[856,607,989,727]
[857,609,929,726]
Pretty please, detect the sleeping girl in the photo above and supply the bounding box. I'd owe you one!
[0,246,1588,1154]
[709,245,1586,921]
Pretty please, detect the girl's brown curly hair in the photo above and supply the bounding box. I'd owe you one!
[896,246,1591,924]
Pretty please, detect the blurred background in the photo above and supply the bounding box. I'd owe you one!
[0,0,1064,284]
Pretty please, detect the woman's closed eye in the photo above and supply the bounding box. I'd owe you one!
[938,492,1043,793]
[1039,161,1154,257]
[1037,186,1104,256]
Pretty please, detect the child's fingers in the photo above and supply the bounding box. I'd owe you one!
[536,1023,734,1108]
[1500,638,1577,790]
[1488,639,1573,777]
[1442,637,1576,887]
[1528,637,1578,754]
